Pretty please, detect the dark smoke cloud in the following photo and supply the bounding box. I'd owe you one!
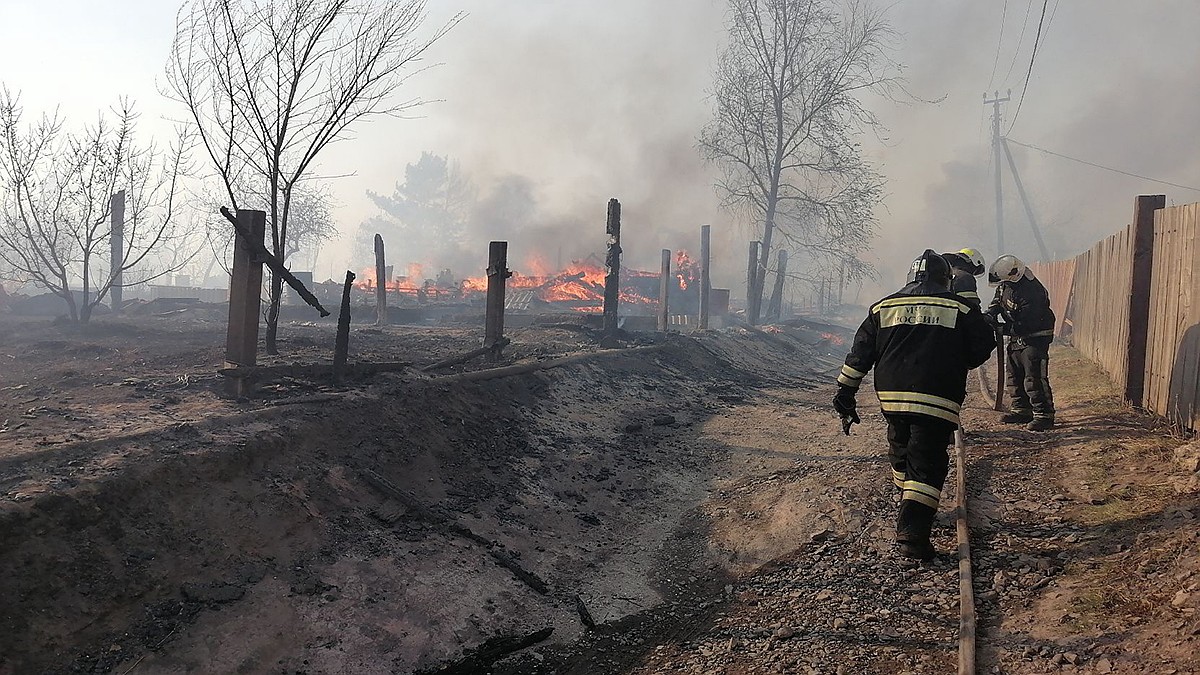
[350,0,748,284]
[343,0,1200,304]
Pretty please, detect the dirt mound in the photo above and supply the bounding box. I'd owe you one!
[0,328,828,674]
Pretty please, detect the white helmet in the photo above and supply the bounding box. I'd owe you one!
[990,254,1026,282]
[958,248,986,276]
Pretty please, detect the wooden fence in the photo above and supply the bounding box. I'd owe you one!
[1035,225,1137,393]
[1031,195,1200,430]
[1144,202,1200,428]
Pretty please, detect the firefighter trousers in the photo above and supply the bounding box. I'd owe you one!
[1006,337,1055,420]
[885,414,955,542]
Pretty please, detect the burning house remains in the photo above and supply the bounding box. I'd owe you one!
[344,250,704,318]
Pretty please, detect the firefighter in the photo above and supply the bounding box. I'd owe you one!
[942,247,987,309]
[834,250,995,559]
[987,255,1057,431]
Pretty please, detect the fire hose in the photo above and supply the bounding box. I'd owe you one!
[955,427,976,675]
[957,331,1004,675]
[976,329,1006,411]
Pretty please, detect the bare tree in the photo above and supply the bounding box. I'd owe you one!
[281,182,336,272]
[204,180,336,279]
[0,90,192,323]
[700,0,896,324]
[164,0,461,353]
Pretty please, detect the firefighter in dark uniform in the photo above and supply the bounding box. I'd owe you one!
[834,250,995,559]
[942,247,987,309]
[987,255,1057,431]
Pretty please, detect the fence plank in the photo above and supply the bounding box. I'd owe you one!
[1045,200,1200,429]
[1180,207,1198,427]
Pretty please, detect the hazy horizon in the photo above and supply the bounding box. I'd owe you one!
[2,0,1198,304]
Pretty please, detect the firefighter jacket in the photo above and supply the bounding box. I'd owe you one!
[950,268,981,308]
[943,253,981,308]
[837,280,996,426]
[986,271,1055,340]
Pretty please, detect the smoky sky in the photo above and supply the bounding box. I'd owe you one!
[868,0,1200,293]
[339,0,738,283]
[326,0,1200,300]
[2,1,1196,300]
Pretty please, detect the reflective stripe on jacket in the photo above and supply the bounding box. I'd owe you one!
[837,281,996,426]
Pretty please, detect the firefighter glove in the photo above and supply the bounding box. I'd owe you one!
[833,387,860,434]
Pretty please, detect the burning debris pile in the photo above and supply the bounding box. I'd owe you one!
[353,252,701,315]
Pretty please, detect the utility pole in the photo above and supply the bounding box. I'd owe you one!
[984,90,1011,255]
[1000,138,1051,261]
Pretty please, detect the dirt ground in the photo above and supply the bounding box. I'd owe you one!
[966,348,1200,674]
[1,313,1197,674]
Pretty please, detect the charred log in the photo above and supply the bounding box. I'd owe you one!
[417,628,554,675]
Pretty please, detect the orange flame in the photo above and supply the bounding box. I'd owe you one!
[355,252,681,311]
[458,257,661,309]
[675,250,699,291]
[821,332,846,346]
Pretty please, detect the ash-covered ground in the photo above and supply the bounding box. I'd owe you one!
[2,315,1196,675]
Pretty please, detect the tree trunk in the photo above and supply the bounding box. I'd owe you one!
[265,185,295,356]
[265,177,283,355]
[767,249,788,321]
[751,191,780,325]
[62,291,79,323]
[265,274,283,354]
[80,260,91,324]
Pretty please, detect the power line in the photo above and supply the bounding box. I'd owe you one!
[1006,138,1200,193]
[987,0,1010,91]
[1006,0,1050,134]
[1044,0,1061,37]
[1003,0,1035,84]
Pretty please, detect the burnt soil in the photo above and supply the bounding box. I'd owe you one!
[0,314,844,674]
[3,314,1197,675]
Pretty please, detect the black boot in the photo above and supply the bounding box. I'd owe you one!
[1026,417,1055,431]
[999,410,1033,424]
[896,500,937,561]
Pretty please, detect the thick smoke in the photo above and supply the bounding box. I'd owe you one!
[867,0,1200,295]
[344,0,745,285]
[335,0,1200,304]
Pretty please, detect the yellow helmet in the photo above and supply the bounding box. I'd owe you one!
[958,248,986,275]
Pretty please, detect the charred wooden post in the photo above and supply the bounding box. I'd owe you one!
[699,225,712,329]
[746,241,760,323]
[373,233,387,327]
[767,249,788,321]
[224,209,267,397]
[333,270,356,379]
[218,207,330,317]
[109,190,125,313]
[603,198,622,338]
[485,241,513,362]
[658,248,671,333]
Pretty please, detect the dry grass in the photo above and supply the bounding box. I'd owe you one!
[1045,346,1194,627]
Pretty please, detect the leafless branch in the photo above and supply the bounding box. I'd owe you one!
[700,0,898,322]
[0,89,198,322]
[162,0,460,352]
